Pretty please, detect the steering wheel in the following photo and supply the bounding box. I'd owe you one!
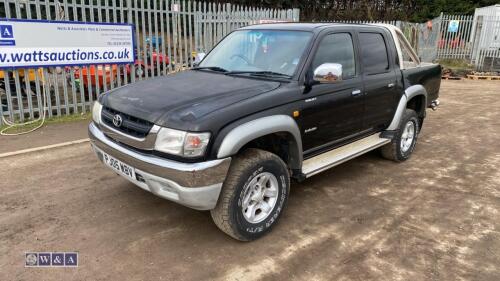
[230,54,251,65]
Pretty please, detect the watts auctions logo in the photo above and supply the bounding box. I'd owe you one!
[25,252,78,267]
[0,24,15,46]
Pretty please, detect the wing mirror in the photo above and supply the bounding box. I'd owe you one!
[313,63,343,83]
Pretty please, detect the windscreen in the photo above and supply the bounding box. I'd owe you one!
[199,30,313,77]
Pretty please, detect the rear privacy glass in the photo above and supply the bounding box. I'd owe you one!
[359,32,390,74]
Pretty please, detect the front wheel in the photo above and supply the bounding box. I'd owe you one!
[211,149,290,241]
[381,109,420,162]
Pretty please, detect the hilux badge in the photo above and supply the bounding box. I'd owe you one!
[112,114,123,127]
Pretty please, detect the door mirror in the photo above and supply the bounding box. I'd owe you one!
[194,52,206,65]
[313,63,343,83]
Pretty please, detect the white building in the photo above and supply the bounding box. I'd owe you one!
[470,4,500,70]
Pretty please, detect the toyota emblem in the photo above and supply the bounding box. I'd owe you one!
[112,114,123,127]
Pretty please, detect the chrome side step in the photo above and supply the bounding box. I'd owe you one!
[302,133,391,178]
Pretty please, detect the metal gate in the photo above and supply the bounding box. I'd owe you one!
[471,15,500,72]
[0,0,299,126]
[436,14,475,60]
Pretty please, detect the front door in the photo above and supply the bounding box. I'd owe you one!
[300,32,364,153]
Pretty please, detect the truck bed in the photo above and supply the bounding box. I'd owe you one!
[402,63,442,106]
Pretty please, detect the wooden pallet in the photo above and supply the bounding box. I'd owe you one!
[467,74,500,80]
[441,76,462,80]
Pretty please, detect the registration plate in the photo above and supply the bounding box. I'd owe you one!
[102,152,136,180]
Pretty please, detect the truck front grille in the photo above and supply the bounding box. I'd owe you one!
[101,106,154,138]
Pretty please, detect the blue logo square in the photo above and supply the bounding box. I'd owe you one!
[0,40,15,46]
[64,252,78,266]
[38,253,51,266]
[0,25,13,38]
[51,253,64,266]
[25,253,38,267]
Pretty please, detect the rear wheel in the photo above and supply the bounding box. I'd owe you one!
[211,149,290,241]
[381,109,420,162]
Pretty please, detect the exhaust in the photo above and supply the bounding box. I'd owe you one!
[430,99,440,111]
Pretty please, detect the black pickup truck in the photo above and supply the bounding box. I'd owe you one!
[89,23,441,241]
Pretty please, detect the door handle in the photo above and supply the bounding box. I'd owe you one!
[387,83,395,88]
[351,89,362,96]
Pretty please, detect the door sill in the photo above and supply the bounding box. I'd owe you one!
[303,128,375,159]
[301,133,390,178]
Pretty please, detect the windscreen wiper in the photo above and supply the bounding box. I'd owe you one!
[192,66,229,73]
[226,71,292,78]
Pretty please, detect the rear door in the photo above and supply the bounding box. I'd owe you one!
[358,30,399,131]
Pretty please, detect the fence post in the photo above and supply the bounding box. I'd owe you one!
[471,16,483,68]
[435,13,443,62]
[292,8,300,22]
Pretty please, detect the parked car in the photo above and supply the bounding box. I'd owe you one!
[68,65,118,91]
[89,23,441,241]
[127,50,170,77]
[66,51,171,93]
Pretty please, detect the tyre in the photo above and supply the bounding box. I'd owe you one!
[211,148,290,241]
[381,109,420,162]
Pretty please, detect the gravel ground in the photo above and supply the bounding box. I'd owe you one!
[1,80,499,281]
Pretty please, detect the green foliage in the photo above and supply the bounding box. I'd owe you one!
[438,58,474,69]
[204,0,500,22]
[408,0,500,22]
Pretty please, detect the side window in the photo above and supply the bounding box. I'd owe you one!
[312,33,356,79]
[359,32,390,74]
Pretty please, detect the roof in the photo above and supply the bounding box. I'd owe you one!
[239,22,380,31]
[476,4,500,10]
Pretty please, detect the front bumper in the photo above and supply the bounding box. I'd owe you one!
[88,122,231,210]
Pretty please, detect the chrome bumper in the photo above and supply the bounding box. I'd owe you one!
[88,122,231,210]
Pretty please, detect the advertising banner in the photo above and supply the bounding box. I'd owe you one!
[0,19,135,69]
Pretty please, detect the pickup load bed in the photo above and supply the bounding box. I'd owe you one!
[89,23,441,241]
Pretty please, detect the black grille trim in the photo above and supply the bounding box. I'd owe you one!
[101,106,153,138]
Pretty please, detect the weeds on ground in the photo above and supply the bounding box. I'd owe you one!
[437,59,474,70]
[0,112,91,134]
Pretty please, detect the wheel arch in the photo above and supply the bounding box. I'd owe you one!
[406,94,426,118]
[216,115,303,170]
[386,85,427,131]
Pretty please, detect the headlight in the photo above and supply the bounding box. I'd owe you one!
[92,101,102,124]
[154,128,210,157]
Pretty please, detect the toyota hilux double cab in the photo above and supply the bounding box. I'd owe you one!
[89,23,441,241]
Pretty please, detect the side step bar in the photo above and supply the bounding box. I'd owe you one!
[302,133,391,178]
